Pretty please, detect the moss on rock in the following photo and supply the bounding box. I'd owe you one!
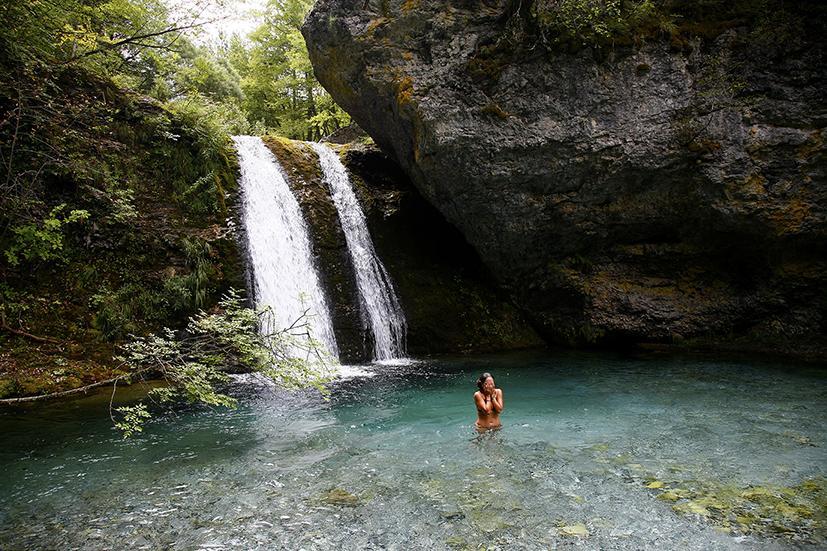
[647,476,827,542]
[262,135,367,362]
[0,71,243,399]
[340,142,542,355]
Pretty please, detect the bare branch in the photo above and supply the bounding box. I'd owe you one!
[109,378,119,424]
[61,20,218,65]
[1,323,64,345]
[0,368,148,405]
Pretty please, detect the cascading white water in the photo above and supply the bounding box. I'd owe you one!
[233,136,339,360]
[312,142,407,361]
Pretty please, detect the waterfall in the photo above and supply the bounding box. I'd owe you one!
[233,136,339,360]
[312,143,407,361]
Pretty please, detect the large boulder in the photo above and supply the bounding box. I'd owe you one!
[303,1,827,356]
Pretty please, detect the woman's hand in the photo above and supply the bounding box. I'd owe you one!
[491,388,504,413]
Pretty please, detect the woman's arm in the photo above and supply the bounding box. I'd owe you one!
[491,388,504,413]
[474,391,491,413]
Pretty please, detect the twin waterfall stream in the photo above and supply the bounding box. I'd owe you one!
[312,143,407,361]
[233,135,406,363]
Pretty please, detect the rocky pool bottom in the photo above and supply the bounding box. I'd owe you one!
[0,351,825,550]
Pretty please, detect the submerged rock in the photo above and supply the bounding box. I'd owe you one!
[646,475,827,542]
[303,1,827,356]
[557,523,590,538]
[320,487,360,507]
[444,535,468,549]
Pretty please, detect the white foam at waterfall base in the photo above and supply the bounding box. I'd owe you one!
[312,142,408,361]
[233,136,339,360]
[334,364,377,379]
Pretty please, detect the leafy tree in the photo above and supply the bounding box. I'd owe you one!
[0,0,239,226]
[112,290,335,437]
[0,0,213,75]
[228,0,350,140]
[0,0,350,406]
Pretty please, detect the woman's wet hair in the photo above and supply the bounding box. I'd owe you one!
[476,372,492,391]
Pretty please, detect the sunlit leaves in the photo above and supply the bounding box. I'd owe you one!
[112,289,334,436]
[228,0,351,139]
[4,204,90,267]
[113,404,151,438]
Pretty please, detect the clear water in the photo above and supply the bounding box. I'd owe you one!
[312,142,407,361]
[234,136,339,358]
[1,351,825,550]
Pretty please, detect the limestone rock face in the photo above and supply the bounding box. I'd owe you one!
[265,137,540,362]
[303,1,827,354]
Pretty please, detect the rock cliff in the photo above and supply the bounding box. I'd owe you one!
[264,137,541,361]
[303,0,827,356]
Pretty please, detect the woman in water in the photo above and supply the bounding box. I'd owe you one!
[474,372,503,431]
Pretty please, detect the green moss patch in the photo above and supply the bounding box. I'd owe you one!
[1,69,243,399]
[319,487,360,507]
[646,476,827,542]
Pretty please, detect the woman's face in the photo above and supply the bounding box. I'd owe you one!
[483,376,495,394]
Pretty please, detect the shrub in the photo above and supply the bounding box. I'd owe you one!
[112,290,336,436]
[4,205,89,267]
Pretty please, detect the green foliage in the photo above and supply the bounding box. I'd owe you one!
[90,282,181,341]
[529,0,688,47]
[528,0,818,49]
[113,404,151,438]
[532,0,625,45]
[0,0,183,76]
[0,3,242,255]
[181,237,213,309]
[309,98,352,138]
[168,42,245,104]
[0,284,31,328]
[153,97,242,220]
[225,0,351,139]
[90,287,140,341]
[4,205,89,267]
[106,188,139,223]
[88,237,219,342]
[0,0,349,236]
[0,0,348,403]
[112,290,335,436]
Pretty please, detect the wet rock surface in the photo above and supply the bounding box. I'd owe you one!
[341,143,541,355]
[264,136,365,361]
[303,1,827,356]
[265,137,540,360]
